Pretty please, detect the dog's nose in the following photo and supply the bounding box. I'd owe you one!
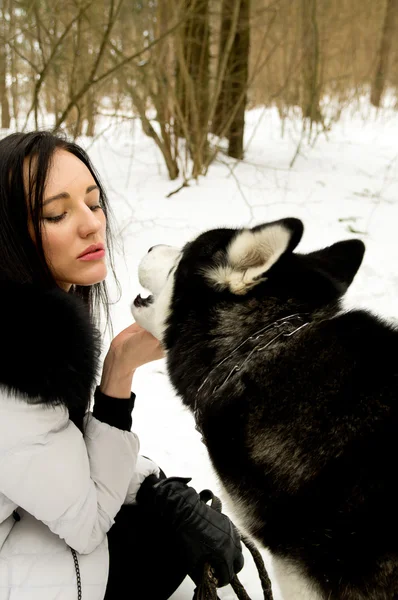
[148,245,160,253]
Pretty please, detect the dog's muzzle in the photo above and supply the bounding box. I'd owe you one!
[136,244,181,298]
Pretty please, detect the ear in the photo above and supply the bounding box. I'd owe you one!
[306,239,365,294]
[205,218,303,295]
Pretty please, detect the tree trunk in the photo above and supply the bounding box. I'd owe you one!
[210,0,250,159]
[227,0,250,159]
[211,0,236,137]
[85,92,96,137]
[371,0,398,107]
[175,0,210,175]
[156,0,174,129]
[0,9,11,129]
[301,0,322,123]
[183,0,209,130]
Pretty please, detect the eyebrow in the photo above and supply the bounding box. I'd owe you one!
[43,184,99,207]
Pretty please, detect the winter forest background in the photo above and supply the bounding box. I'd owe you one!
[1,1,398,598]
[2,0,398,173]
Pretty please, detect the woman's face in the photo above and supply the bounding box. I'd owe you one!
[27,149,107,290]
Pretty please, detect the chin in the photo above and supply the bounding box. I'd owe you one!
[83,268,108,286]
[58,264,108,288]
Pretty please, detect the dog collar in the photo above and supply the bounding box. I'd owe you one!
[194,313,311,425]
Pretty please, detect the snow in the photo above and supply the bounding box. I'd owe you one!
[80,101,398,599]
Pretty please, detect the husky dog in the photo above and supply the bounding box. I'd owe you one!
[131,218,398,599]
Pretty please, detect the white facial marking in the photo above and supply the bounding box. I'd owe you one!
[131,245,181,341]
[138,245,180,295]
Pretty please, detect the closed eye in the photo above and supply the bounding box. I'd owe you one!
[44,204,103,223]
[44,213,67,223]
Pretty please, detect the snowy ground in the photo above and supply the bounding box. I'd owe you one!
[79,101,398,599]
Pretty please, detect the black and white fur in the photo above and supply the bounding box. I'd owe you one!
[131,218,398,599]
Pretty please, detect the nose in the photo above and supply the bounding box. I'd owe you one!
[148,245,161,253]
[78,206,103,238]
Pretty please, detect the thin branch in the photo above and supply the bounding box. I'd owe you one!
[166,181,190,197]
[6,40,40,73]
[86,0,124,92]
[22,0,96,130]
[52,11,189,132]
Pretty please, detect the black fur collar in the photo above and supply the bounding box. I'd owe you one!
[0,282,101,426]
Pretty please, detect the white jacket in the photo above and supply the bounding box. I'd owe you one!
[0,283,159,599]
[0,390,159,600]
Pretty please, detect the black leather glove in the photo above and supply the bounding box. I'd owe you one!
[136,475,244,587]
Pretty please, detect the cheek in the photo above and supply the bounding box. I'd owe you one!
[41,228,66,263]
[100,212,107,234]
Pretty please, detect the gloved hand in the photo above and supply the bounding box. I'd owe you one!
[136,475,244,587]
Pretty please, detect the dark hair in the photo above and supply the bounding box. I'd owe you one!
[0,130,120,331]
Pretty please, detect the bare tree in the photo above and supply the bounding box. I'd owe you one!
[371,0,398,108]
[3,0,395,182]
[301,0,322,123]
[175,0,210,175]
[227,0,251,159]
[210,0,251,158]
[0,4,11,128]
[211,0,239,137]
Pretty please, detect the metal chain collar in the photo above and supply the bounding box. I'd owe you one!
[194,313,310,422]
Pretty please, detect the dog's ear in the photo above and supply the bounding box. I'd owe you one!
[305,239,365,295]
[205,218,303,295]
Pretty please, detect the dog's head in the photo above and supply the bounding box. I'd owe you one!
[131,218,365,345]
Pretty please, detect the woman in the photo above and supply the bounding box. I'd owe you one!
[0,131,243,599]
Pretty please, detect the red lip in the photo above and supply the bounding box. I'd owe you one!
[77,243,105,258]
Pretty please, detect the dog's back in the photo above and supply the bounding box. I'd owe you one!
[206,309,398,599]
[198,298,398,597]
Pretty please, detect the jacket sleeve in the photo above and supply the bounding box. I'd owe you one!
[92,386,135,431]
[0,393,140,555]
[124,454,160,504]
[91,387,160,503]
